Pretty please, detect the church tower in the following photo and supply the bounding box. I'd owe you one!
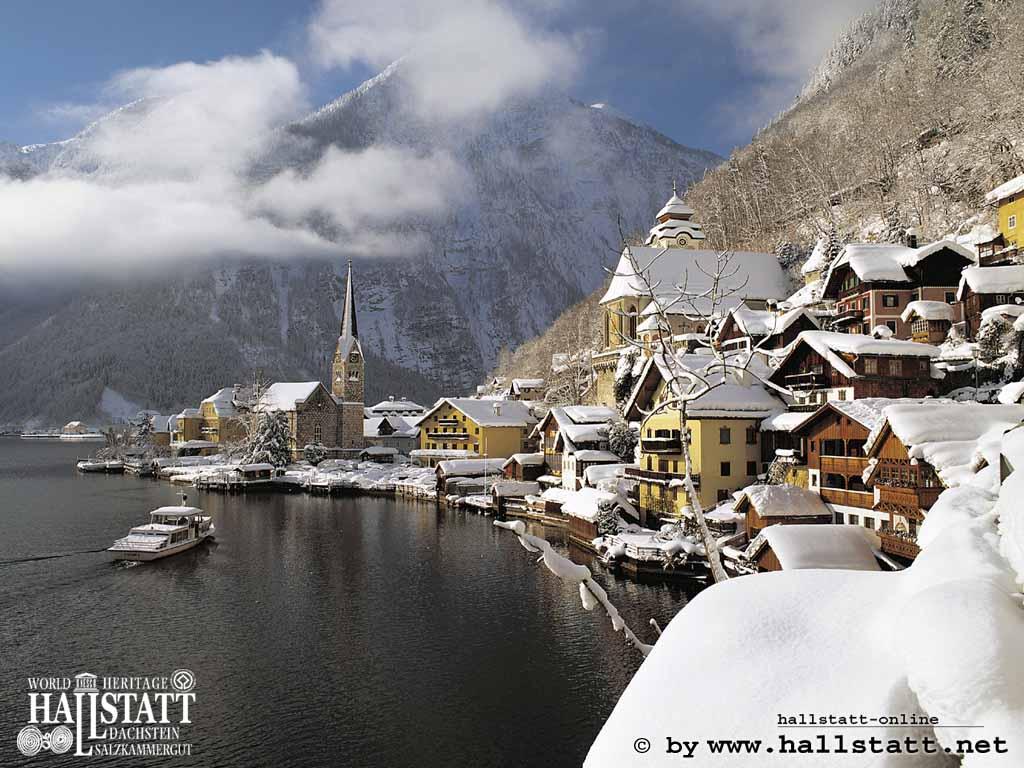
[644,181,706,249]
[332,259,365,449]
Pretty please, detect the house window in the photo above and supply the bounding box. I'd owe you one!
[995,294,1010,304]
[849,514,860,526]
[863,517,874,529]
[834,511,844,524]
[945,291,955,304]
[861,298,869,310]
[746,460,757,476]
[882,294,899,308]
[717,490,729,502]
[314,424,322,443]
[810,440,816,453]
[864,358,878,374]
[719,427,731,445]
[1010,214,1018,230]
[745,426,757,444]
[720,461,731,477]
[891,359,903,376]
[886,320,897,333]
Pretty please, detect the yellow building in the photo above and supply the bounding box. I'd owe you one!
[413,398,538,466]
[170,408,202,444]
[623,352,786,515]
[198,387,246,444]
[980,174,1024,263]
[590,189,787,408]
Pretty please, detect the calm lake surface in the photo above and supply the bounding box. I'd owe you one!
[0,438,693,767]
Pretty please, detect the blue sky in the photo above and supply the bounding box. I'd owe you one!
[0,0,871,156]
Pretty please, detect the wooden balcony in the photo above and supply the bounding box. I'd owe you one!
[832,308,865,325]
[784,372,827,390]
[625,466,700,490]
[641,437,682,454]
[876,485,940,515]
[820,487,874,509]
[878,527,921,560]
[820,456,868,474]
[426,430,471,441]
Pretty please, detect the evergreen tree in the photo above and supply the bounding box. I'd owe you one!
[977,316,1011,365]
[130,413,153,447]
[304,443,328,466]
[614,350,639,410]
[607,420,638,461]
[246,410,292,467]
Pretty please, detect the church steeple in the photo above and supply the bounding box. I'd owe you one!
[332,259,364,402]
[645,184,706,249]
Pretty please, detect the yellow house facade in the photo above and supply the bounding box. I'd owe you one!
[624,352,787,517]
[199,387,245,444]
[170,408,202,444]
[415,398,537,465]
[981,175,1024,262]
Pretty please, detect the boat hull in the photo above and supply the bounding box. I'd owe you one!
[109,530,214,562]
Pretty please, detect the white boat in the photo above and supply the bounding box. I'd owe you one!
[75,459,124,473]
[59,432,106,441]
[108,503,214,562]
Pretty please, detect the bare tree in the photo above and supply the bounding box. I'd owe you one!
[605,238,788,584]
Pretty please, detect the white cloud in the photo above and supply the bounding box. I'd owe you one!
[309,0,579,119]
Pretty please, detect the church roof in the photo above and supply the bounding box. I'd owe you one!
[337,259,362,358]
[260,382,322,412]
[656,192,695,220]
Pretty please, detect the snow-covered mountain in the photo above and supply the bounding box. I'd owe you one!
[0,65,720,424]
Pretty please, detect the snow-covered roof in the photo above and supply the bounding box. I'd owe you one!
[986,173,1024,203]
[737,483,831,518]
[561,405,616,424]
[599,247,788,314]
[823,240,974,295]
[655,192,695,220]
[501,452,545,468]
[260,382,321,412]
[201,387,238,417]
[417,398,537,428]
[562,487,634,522]
[364,415,419,438]
[958,265,1024,298]
[582,463,629,487]
[491,480,541,498]
[981,303,1024,324]
[368,397,424,414]
[176,408,201,419]
[758,525,880,571]
[436,458,506,477]
[800,238,828,275]
[900,300,954,323]
[636,350,788,420]
[782,279,825,308]
[510,378,545,391]
[559,423,608,445]
[758,411,808,432]
[573,450,620,463]
[781,331,939,381]
[726,305,817,337]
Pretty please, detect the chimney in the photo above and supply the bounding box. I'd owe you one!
[389,395,395,402]
[906,227,919,249]
[493,402,502,417]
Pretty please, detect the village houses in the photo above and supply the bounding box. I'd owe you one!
[977,174,1024,265]
[412,398,538,466]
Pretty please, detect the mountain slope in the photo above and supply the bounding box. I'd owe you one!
[0,66,721,424]
[687,0,1021,253]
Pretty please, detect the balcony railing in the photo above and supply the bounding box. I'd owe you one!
[832,308,865,324]
[878,527,921,560]
[641,437,682,454]
[783,372,827,389]
[426,431,470,441]
[820,456,868,474]
[876,485,940,514]
[625,466,700,489]
[820,487,874,509]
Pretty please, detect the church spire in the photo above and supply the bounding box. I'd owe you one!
[340,257,358,341]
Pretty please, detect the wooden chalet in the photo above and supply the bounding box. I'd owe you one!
[715,305,819,351]
[768,331,942,408]
[900,301,954,345]
[734,484,832,542]
[956,265,1024,339]
[821,239,971,339]
[501,453,546,482]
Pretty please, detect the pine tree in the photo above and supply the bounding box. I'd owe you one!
[977,316,1011,365]
[607,420,638,461]
[614,350,639,410]
[246,410,292,467]
[130,413,153,447]
[304,443,328,466]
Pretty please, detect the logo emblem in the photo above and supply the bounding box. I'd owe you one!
[170,669,196,693]
[17,725,74,756]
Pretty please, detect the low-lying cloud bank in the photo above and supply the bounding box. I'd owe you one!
[0,0,580,275]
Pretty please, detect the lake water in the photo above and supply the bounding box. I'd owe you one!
[0,438,694,766]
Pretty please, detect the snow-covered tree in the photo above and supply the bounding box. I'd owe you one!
[130,412,153,447]
[246,409,292,467]
[607,420,638,462]
[977,316,1012,365]
[613,349,639,409]
[303,443,328,466]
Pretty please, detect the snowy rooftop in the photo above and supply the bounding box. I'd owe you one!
[737,483,831,518]
[900,300,954,323]
[800,238,828,275]
[782,279,824,308]
[655,192,695,220]
[364,415,419,438]
[985,173,1024,203]
[419,398,537,428]
[727,305,817,337]
[201,387,238,417]
[980,303,1024,324]
[784,331,939,380]
[757,524,880,571]
[436,458,506,477]
[260,382,321,412]
[958,264,1024,297]
[599,247,788,314]
[501,452,545,468]
[368,397,424,414]
[823,240,973,294]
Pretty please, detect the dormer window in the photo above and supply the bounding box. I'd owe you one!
[349,353,359,363]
